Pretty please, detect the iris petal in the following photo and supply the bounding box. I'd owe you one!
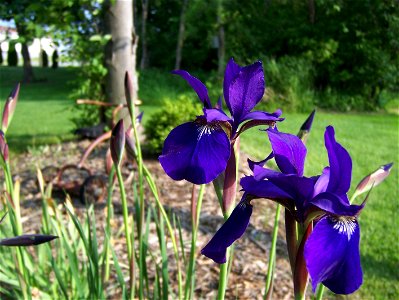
[223,58,242,115]
[324,126,352,195]
[240,109,283,122]
[267,129,307,176]
[312,167,330,197]
[204,108,231,122]
[159,121,230,184]
[228,61,265,123]
[304,216,362,294]
[201,198,253,264]
[172,70,212,108]
[308,192,363,216]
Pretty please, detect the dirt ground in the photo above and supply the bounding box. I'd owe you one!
[5,139,298,299]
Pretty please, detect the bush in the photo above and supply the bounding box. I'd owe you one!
[0,46,3,65]
[7,42,18,66]
[257,56,315,113]
[144,97,202,155]
[41,50,48,67]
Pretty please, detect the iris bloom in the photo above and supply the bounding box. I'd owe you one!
[159,58,283,184]
[202,125,379,295]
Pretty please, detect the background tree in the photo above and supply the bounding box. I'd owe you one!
[104,0,139,105]
[175,0,189,69]
[51,50,58,69]
[41,49,48,67]
[7,41,18,67]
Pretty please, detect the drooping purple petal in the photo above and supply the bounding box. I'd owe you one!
[266,175,317,219]
[203,108,231,123]
[172,70,211,108]
[159,120,230,184]
[228,61,265,123]
[307,192,363,217]
[267,129,307,176]
[241,109,283,122]
[201,198,253,264]
[312,167,330,197]
[305,216,362,294]
[223,58,242,114]
[240,176,296,212]
[252,164,283,181]
[324,126,352,195]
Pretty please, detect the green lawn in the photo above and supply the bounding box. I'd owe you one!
[0,66,398,299]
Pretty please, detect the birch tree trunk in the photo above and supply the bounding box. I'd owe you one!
[140,0,149,70]
[104,0,139,105]
[174,0,189,70]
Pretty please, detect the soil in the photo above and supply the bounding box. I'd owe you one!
[3,139,297,299]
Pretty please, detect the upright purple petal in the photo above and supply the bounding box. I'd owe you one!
[267,129,307,176]
[228,61,265,123]
[201,198,253,264]
[325,126,352,195]
[312,167,330,197]
[305,216,363,294]
[223,58,242,114]
[172,70,211,108]
[159,120,230,184]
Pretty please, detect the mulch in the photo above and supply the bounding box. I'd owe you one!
[4,139,300,299]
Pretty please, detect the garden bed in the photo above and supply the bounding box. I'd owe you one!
[5,139,299,299]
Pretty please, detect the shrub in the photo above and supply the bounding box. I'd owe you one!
[41,50,48,67]
[257,56,315,113]
[144,97,202,155]
[7,42,18,66]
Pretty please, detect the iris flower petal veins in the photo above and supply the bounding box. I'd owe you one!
[160,58,283,184]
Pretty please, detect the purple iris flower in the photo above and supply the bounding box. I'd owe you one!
[159,58,283,184]
[202,125,367,295]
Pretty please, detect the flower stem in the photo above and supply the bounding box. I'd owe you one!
[217,247,230,300]
[184,184,205,299]
[264,203,281,299]
[115,166,134,299]
[315,284,325,300]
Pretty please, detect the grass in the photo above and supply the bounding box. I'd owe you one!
[1,66,398,299]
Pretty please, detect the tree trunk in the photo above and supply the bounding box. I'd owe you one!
[140,0,149,70]
[20,43,35,83]
[15,22,35,83]
[308,0,315,24]
[174,0,189,70]
[104,0,139,105]
[217,0,225,75]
